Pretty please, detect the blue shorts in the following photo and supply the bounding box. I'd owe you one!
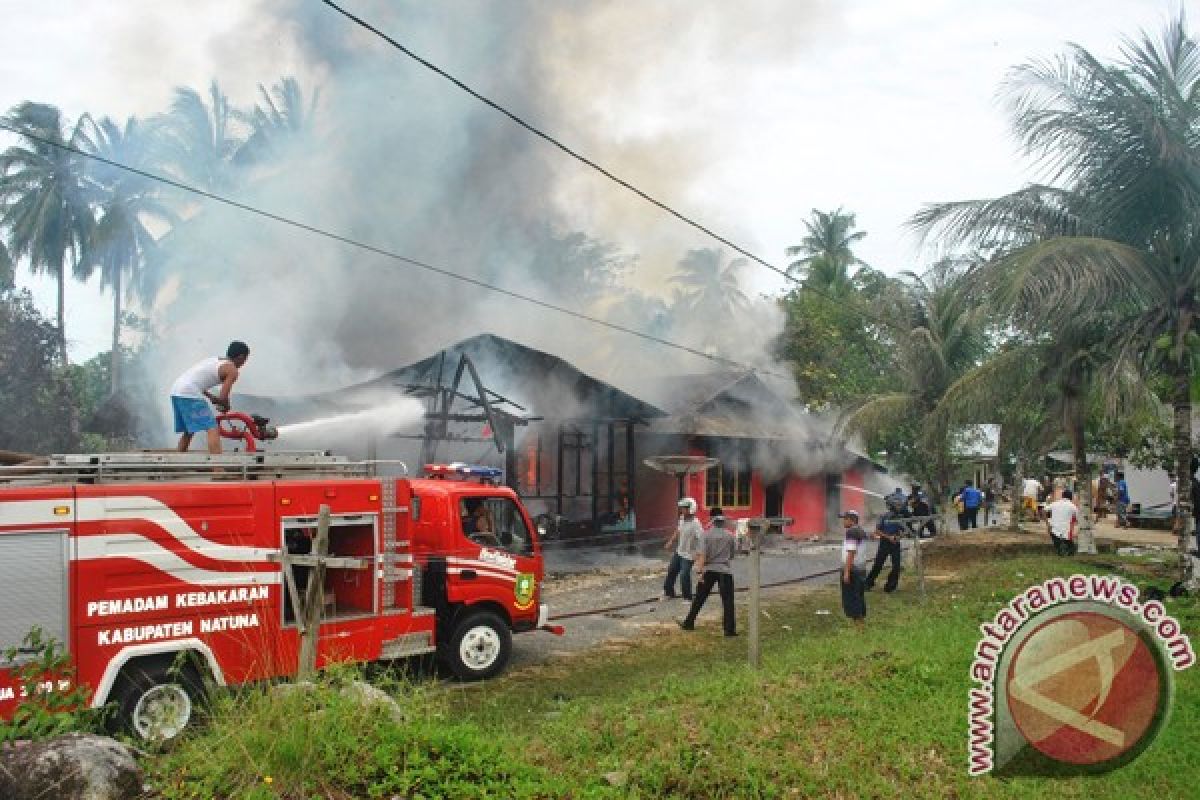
[172,395,216,434]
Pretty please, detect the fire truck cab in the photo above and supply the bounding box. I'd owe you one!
[0,453,548,740]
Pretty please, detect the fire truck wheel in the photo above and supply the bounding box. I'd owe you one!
[112,660,204,742]
[442,610,512,681]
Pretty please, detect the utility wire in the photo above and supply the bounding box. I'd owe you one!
[317,0,907,337]
[319,0,796,285]
[0,120,788,378]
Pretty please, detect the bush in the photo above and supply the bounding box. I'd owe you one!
[0,627,108,742]
[148,667,561,799]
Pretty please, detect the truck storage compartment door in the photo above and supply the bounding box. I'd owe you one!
[0,487,73,663]
[0,529,70,659]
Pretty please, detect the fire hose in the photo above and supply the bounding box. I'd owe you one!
[215,411,279,452]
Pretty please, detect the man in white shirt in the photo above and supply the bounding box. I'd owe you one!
[169,341,250,454]
[1045,489,1079,556]
[1021,477,1043,521]
[839,510,867,630]
[663,497,704,600]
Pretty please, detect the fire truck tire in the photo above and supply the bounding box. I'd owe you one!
[441,610,512,681]
[112,659,205,742]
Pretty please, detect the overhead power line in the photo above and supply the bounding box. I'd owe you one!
[0,120,789,379]
[317,0,906,336]
[319,0,797,286]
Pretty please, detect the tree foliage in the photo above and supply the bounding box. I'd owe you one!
[775,286,891,409]
[0,102,94,364]
[0,289,79,453]
[669,247,750,318]
[913,11,1200,567]
[839,261,990,499]
[785,207,868,285]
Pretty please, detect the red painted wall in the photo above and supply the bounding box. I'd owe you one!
[783,475,826,536]
[840,469,866,516]
[632,436,868,541]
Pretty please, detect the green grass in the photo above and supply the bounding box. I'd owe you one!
[147,542,1200,799]
[454,542,1200,799]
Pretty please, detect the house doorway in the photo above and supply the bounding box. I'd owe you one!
[765,480,784,518]
[824,474,841,533]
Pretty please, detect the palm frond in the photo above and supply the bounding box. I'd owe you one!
[933,344,1043,425]
[838,392,920,441]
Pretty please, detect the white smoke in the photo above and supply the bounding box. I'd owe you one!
[274,397,425,445]
[107,2,839,445]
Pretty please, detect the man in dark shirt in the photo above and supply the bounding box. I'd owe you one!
[1115,471,1131,528]
[678,507,737,636]
[909,487,936,538]
[866,493,906,592]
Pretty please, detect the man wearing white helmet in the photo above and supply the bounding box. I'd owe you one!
[663,497,703,600]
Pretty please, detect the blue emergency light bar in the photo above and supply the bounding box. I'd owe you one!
[423,462,504,481]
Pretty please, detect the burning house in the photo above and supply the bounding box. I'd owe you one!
[237,334,666,540]
[238,336,877,542]
[635,371,876,537]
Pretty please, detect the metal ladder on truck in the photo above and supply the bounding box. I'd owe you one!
[0,451,405,485]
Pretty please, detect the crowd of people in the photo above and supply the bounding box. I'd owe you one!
[662,461,1200,636]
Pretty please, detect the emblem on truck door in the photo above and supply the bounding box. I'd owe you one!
[514,573,536,610]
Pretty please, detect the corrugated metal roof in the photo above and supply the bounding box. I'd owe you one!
[236,333,665,424]
[641,370,880,471]
[644,371,822,439]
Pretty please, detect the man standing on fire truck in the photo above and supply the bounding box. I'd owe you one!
[170,341,250,453]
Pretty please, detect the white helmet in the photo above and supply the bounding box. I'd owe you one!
[676,497,697,513]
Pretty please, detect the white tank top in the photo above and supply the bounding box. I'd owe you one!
[170,357,224,398]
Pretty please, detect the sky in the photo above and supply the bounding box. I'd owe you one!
[0,0,1183,363]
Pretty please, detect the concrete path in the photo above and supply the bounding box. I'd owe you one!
[508,536,866,671]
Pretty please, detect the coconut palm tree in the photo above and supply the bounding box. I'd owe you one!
[0,239,12,289]
[669,247,750,318]
[79,115,176,392]
[785,208,868,290]
[912,13,1200,578]
[840,260,988,502]
[0,102,95,364]
[934,320,1156,549]
[933,341,1057,526]
[153,80,244,192]
[235,77,320,165]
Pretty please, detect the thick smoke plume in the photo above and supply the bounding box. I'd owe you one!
[131,2,836,449]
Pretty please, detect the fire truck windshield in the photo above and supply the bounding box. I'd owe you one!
[461,497,533,556]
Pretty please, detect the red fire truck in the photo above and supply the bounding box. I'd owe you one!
[0,452,550,740]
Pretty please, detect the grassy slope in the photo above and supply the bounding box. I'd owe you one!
[151,540,1199,799]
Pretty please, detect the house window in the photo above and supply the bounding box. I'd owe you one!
[705,460,752,509]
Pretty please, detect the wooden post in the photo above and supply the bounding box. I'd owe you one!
[906,513,935,604]
[747,518,764,669]
[914,530,927,603]
[297,504,331,679]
